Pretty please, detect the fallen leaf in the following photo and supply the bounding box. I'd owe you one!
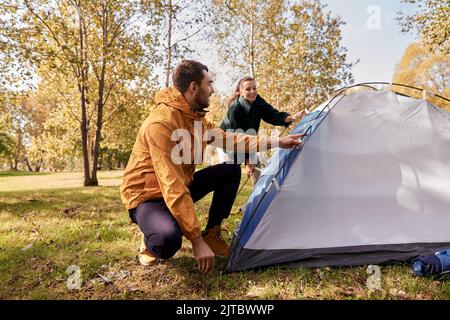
[245,285,266,298]
[21,243,33,252]
[105,270,131,281]
[126,286,142,293]
[389,288,408,299]
[424,293,434,300]
[97,274,112,284]
[314,268,325,280]
[431,281,441,291]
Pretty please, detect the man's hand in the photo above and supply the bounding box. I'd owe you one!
[279,134,304,149]
[246,164,255,177]
[191,236,215,274]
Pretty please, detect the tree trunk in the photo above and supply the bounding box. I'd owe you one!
[91,4,108,186]
[91,88,104,185]
[98,151,103,171]
[165,0,173,88]
[14,130,21,171]
[24,158,33,172]
[81,98,93,185]
[249,1,255,78]
[78,9,96,187]
[34,159,42,172]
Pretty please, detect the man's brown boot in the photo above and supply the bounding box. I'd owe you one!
[202,226,230,257]
[139,235,158,266]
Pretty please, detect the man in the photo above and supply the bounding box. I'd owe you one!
[120,60,302,274]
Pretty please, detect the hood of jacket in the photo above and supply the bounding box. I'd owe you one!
[155,87,207,119]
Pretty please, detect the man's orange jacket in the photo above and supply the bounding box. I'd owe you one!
[120,87,273,241]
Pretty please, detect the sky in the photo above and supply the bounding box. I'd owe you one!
[2,1,421,96]
[320,0,418,84]
[193,0,420,96]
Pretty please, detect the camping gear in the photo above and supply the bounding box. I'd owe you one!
[226,83,450,272]
[412,249,450,277]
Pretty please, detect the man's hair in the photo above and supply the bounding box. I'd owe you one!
[172,60,209,93]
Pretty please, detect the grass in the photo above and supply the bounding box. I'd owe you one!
[0,170,50,177]
[0,170,123,192]
[0,170,449,300]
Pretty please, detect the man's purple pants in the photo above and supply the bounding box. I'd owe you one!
[129,163,241,259]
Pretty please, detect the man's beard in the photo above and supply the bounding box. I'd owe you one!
[192,93,209,112]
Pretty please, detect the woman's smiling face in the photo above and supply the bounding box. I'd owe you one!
[240,80,257,103]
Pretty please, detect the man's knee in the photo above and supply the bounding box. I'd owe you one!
[145,229,182,259]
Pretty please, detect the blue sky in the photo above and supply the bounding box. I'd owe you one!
[318,0,418,83]
[198,0,420,95]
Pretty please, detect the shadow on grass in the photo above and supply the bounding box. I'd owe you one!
[0,187,124,220]
[0,171,51,177]
[0,223,138,299]
[153,254,257,299]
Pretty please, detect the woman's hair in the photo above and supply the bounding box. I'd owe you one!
[228,76,255,107]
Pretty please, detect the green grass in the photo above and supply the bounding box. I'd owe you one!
[0,171,448,300]
[0,170,50,177]
[0,170,123,192]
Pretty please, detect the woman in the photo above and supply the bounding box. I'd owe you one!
[219,76,306,184]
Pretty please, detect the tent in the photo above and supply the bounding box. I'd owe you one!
[225,84,450,272]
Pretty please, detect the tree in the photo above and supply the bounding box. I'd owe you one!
[0,93,30,170]
[213,0,354,114]
[28,73,81,172]
[100,86,157,170]
[159,0,212,87]
[393,42,449,111]
[0,0,160,185]
[0,107,15,166]
[212,0,260,78]
[398,0,449,54]
[0,85,68,171]
[16,93,51,171]
[205,94,227,124]
[275,1,354,111]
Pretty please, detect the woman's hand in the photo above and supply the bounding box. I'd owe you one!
[285,109,309,123]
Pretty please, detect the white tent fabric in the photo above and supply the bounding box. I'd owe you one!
[227,90,450,271]
[246,91,450,249]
